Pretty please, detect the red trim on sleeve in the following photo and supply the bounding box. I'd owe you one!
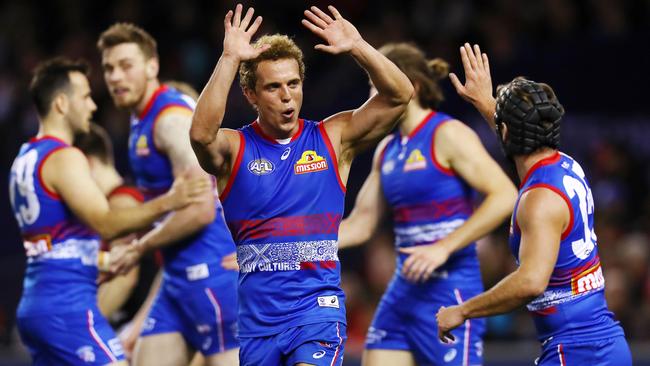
[318,122,346,194]
[29,135,69,145]
[138,85,169,120]
[37,146,68,200]
[108,185,144,203]
[521,183,575,240]
[520,152,561,188]
[219,131,245,202]
[430,119,455,176]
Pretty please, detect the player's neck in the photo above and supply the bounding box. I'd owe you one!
[399,102,431,137]
[514,147,558,181]
[257,117,300,140]
[37,117,74,144]
[133,79,161,115]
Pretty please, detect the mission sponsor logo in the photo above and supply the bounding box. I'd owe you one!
[571,262,605,295]
[248,158,274,175]
[403,148,427,171]
[294,150,328,174]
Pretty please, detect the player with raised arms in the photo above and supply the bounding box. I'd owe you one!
[189,4,414,365]
[436,43,632,366]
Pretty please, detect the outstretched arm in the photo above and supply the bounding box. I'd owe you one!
[450,43,497,129]
[302,6,413,158]
[46,148,208,241]
[190,4,267,177]
[109,111,235,275]
[399,121,517,282]
[338,138,390,249]
[436,187,569,343]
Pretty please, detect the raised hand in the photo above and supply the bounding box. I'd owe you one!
[223,4,268,61]
[399,243,451,282]
[449,43,495,120]
[302,5,363,54]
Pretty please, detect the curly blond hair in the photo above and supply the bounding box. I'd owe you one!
[239,34,305,90]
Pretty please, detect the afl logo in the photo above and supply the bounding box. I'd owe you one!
[248,158,274,175]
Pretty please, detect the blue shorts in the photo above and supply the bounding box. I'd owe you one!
[239,321,346,366]
[536,336,631,366]
[366,284,485,366]
[17,307,125,365]
[141,278,239,355]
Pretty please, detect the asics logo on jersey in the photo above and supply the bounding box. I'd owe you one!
[313,350,326,359]
[294,150,328,174]
[76,346,96,363]
[403,148,427,171]
[248,158,275,175]
[281,147,291,160]
[444,348,457,362]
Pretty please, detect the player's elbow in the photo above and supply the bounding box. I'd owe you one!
[195,201,216,227]
[97,227,121,242]
[385,82,414,108]
[396,82,415,106]
[520,275,548,298]
[189,119,214,147]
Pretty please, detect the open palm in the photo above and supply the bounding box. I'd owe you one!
[223,4,268,61]
[302,5,362,54]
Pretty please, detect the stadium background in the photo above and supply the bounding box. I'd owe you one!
[1,0,649,364]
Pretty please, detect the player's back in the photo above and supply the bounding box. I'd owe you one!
[510,152,624,344]
[380,111,480,290]
[221,119,347,337]
[9,136,100,316]
[128,85,236,288]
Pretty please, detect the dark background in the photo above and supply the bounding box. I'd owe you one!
[1,0,649,364]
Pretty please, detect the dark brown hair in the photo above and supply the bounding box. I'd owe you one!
[97,23,158,59]
[29,57,89,117]
[74,123,114,165]
[379,43,449,109]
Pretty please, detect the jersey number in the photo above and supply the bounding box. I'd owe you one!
[562,162,597,260]
[9,150,41,228]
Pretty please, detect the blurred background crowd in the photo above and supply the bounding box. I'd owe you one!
[1,0,649,364]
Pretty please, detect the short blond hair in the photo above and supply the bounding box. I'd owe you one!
[239,34,305,90]
[97,23,158,60]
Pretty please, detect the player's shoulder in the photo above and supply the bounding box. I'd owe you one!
[46,145,86,165]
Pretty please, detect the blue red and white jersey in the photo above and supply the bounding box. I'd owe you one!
[380,111,479,284]
[509,151,624,344]
[128,85,236,285]
[9,136,99,316]
[221,119,347,337]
